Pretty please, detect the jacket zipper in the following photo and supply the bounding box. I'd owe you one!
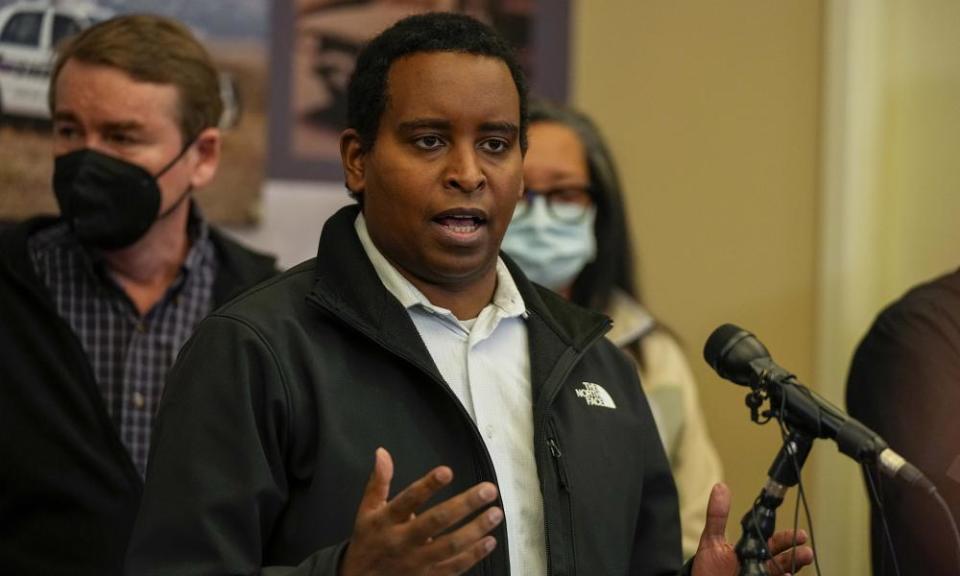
[538,320,612,576]
[548,437,569,489]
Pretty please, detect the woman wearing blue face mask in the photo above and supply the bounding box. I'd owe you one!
[501,100,723,559]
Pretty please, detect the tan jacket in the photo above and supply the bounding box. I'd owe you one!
[607,290,724,558]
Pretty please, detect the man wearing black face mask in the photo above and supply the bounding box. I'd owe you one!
[0,15,277,576]
[53,141,198,251]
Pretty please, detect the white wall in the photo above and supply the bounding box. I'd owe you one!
[221,180,352,269]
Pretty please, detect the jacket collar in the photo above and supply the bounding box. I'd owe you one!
[207,227,277,306]
[308,205,442,379]
[354,211,526,324]
[502,252,613,404]
[308,205,612,395]
[0,216,60,293]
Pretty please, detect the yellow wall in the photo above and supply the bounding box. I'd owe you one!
[881,0,960,295]
[574,1,960,573]
[572,0,823,552]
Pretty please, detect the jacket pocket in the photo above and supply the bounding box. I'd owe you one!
[545,419,576,575]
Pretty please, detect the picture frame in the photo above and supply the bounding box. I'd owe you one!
[267,0,571,182]
[0,0,270,225]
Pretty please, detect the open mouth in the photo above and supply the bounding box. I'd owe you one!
[435,215,484,233]
[432,209,488,236]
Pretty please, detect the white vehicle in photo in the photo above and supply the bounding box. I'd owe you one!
[0,0,240,127]
[0,1,111,120]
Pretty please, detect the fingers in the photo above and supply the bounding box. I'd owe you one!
[697,483,731,551]
[404,482,500,545]
[765,540,814,576]
[357,447,395,514]
[385,465,456,524]
[364,448,502,547]
[767,528,808,555]
[430,535,498,575]
[764,528,813,575]
[419,506,502,569]
[344,452,502,576]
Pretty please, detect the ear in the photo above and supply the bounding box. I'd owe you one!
[188,126,222,189]
[340,128,366,196]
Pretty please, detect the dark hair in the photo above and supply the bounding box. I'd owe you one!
[347,12,528,153]
[529,100,667,368]
[50,14,222,144]
[528,100,639,313]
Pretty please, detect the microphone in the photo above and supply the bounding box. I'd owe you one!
[704,323,935,493]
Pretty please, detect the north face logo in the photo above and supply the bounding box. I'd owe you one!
[575,382,617,409]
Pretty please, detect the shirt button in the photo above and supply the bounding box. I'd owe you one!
[485,424,495,439]
[135,322,146,333]
[132,392,146,409]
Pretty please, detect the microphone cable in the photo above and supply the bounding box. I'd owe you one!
[933,487,960,575]
[863,452,960,575]
[747,385,822,575]
[773,394,822,576]
[863,462,901,576]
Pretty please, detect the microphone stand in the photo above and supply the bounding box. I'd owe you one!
[735,429,813,576]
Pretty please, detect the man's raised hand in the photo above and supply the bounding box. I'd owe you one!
[339,448,503,576]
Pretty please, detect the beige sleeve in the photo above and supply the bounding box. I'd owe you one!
[636,331,724,560]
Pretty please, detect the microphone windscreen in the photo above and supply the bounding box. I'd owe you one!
[703,323,770,386]
[703,323,749,370]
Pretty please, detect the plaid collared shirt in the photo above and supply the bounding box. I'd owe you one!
[28,217,217,477]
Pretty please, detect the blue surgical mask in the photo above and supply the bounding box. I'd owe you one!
[501,195,597,290]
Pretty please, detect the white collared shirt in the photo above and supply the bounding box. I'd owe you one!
[356,214,547,576]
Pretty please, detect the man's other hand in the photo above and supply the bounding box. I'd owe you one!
[691,483,815,575]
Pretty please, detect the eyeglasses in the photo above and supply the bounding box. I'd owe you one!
[514,185,593,224]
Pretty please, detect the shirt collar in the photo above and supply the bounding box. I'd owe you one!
[29,201,212,292]
[354,212,527,321]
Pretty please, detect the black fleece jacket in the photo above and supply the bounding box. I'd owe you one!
[0,216,277,576]
[125,205,682,575]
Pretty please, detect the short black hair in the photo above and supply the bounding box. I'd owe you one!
[347,12,528,152]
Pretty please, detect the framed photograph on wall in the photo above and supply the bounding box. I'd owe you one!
[267,0,571,182]
[0,0,269,225]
